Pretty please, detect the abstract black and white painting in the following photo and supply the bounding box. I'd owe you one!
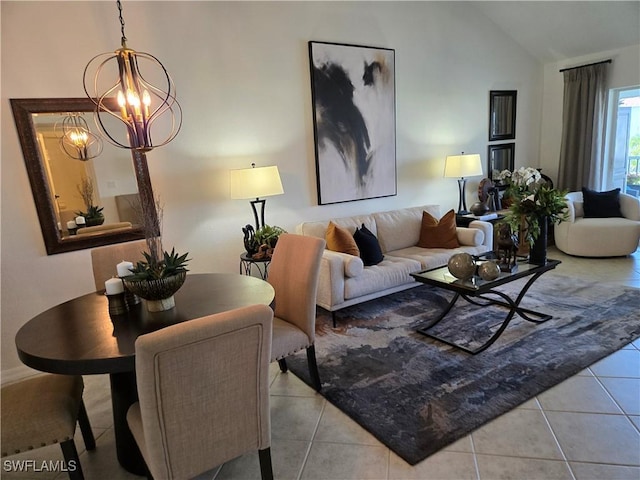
[309,41,396,205]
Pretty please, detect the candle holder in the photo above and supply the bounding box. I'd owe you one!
[106,292,128,317]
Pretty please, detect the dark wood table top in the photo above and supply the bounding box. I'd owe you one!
[15,273,275,376]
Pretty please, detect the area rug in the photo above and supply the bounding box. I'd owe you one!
[286,272,640,465]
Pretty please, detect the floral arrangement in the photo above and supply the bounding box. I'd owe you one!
[497,167,568,246]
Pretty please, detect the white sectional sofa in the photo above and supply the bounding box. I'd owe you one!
[296,205,493,324]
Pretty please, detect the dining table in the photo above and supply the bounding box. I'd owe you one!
[15,273,275,475]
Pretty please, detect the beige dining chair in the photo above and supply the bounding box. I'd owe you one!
[1,374,96,480]
[268,233,326,391]
[126,304,274,480]
[90,239,147,291]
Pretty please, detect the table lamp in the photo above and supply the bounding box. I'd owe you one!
[230,163,284,230]
[444,152,483,215]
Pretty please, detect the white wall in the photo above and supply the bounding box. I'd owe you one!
[1,1,543,376]
[539,44,640,184]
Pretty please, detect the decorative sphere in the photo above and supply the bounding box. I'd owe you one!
[447,253,476,280]
[478,261,500,281]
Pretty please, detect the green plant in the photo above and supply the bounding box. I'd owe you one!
[75,204,104,220]
[627,173,640,186]
[127,247,190,281]
[503,185,569,247]
[254,225,286,248]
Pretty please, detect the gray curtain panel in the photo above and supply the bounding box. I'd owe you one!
[558,63,609,191]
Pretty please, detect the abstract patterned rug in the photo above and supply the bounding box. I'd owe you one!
[286,273,640,465]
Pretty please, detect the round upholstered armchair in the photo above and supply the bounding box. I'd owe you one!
[555,190,640,257]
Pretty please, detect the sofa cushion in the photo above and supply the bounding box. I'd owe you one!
[326,221,360,256]
[456,227,484,246]
[582,187,623,218]
[343,256,420,300]
[417,209,460,249]
[297,215,377,239]
[389,245,488,270]
[373,205,440,252]
[353,224,384,266]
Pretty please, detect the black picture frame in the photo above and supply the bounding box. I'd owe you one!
[488,143,515,181]
[489,90,517,141]
[309,41,397,205]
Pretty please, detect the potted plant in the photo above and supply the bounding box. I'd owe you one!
[242,224,286,259]
[75,176,105,226]
[123,201,190,311]
[497,167,568,265]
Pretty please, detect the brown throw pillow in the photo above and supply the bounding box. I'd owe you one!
[326,221,360,256]
[417,209,460,249]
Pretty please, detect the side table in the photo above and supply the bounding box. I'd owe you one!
[240,252,270,280]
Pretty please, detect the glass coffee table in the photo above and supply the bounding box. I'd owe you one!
[411,257,561,354]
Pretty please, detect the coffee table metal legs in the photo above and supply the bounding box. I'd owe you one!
[417,271,552,354]
[109,372,146,475]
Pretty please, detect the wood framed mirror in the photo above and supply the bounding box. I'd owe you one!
[489,90,517,141]
[11,98,157,255]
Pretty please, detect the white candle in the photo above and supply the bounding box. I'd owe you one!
[105,277,124,295]
[66,220,77,229]
[75,216,86,226]
[117,261,134,277]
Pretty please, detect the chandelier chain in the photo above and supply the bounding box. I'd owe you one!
[117,0,127,45]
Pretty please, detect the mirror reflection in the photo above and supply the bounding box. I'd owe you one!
[32,111,141,238]
[488,143,515,181]
[11,98,153,255]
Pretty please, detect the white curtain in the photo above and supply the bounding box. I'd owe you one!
[558,63,609,191]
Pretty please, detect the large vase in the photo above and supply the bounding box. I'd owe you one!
[528,216,548,265]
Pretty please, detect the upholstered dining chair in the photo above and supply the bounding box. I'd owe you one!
[1,374,96,480]
[126,304,274,480]
[268,233,326,391]
[90,239,146,291]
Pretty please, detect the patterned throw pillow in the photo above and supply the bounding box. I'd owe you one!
[353,224,384,266]
[325,221,360,256]
[417,209,460,249]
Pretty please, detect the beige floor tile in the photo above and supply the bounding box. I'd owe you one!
[515,396,541,410]
[389,450,478,480]
[537,375,623,413]
[82,374,115,429]
[78,428,140,479]
[270,370,319,397]
[300,443,388,480]
[216,439,309,480]
[313,402,384,446]
[270,395,325,442]
[570,462,640,480]
[472,408,564,460]
[476,454,573,480]
[590,349,640,378]
[442,435,473,453]
[599,377,640,415]
[545,411,640,465]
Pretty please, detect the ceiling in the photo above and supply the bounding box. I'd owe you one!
[470,1,640,64]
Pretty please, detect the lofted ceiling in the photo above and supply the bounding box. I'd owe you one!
[469,1,640,64]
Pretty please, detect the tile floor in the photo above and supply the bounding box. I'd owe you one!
[3,247,639,480]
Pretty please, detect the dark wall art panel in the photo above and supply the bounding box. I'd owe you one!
[309,41,396,205]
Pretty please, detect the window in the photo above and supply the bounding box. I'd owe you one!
[606,86,640,197]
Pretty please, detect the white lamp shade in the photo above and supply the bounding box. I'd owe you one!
[444,153,483,178]
[230,165,284,199]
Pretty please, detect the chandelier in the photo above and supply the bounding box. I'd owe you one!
[83,0,182,152]
[54,113,103,161]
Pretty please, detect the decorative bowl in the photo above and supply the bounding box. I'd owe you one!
[122,271,186,311]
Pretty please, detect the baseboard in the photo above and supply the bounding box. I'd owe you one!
[1,365,43,386]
